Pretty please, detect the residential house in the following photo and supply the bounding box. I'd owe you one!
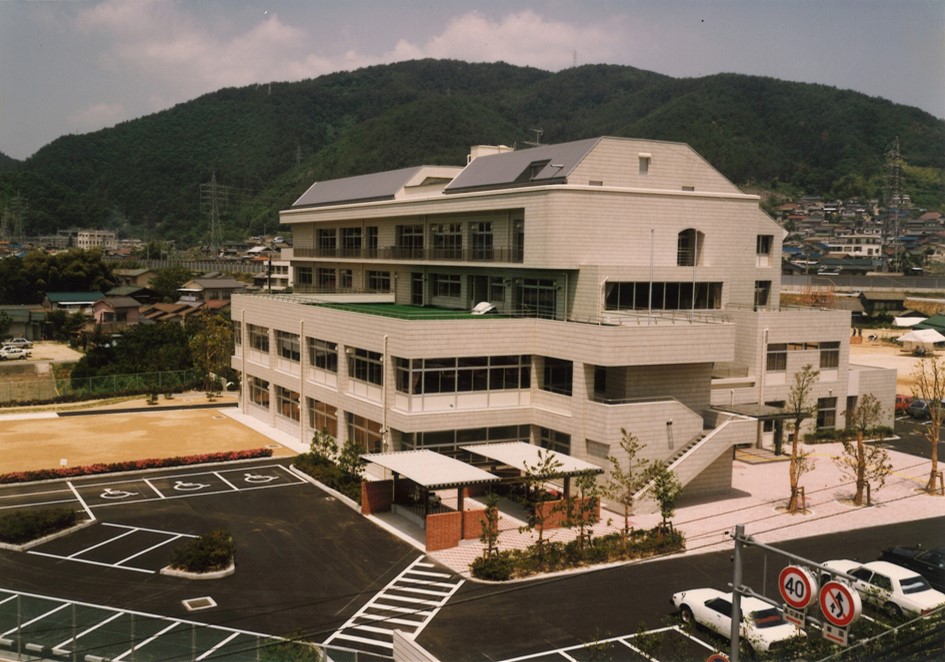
[859,291,908,317]
[0,305,46,341]
[113,268,159,288]
[43,292,106,316]
[230,136,895,507]
[178,274,246,305]
[91,296,144,331]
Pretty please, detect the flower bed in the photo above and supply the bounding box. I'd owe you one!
[0,448,273,484]
[0,508,78,545]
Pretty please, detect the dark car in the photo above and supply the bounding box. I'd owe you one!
[907,399,931,419]
[880,546,945,592]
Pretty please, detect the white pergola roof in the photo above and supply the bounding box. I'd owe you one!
[460,441,603,476]
[362,450,499,489]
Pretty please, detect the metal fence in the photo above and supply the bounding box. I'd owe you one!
[0,369,204,405]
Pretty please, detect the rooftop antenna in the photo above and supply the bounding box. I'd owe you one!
[524,128,543,148]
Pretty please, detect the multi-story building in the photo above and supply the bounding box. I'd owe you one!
[76,229,118,252]
[230,137,895,504]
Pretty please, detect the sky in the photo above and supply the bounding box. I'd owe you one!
[1,0,943,161]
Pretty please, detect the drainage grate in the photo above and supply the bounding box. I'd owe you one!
[182,596,217,612]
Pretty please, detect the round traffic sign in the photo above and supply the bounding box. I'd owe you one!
[778,565,819,609]
[819,580,861,627]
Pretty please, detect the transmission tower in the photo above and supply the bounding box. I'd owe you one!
[1,193,28,243]
[881,137,904,272]
[200,172,230,254]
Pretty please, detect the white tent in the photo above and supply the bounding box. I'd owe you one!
[894,316,927,328]
[897,328,945,353]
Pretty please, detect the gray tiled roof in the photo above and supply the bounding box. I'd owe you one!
[292,166,427,208]
[445,137,601,193]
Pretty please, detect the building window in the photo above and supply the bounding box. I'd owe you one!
[317,228,336,253]
[586,439,609,460]
[346,413,383,453]
[306,398,338,437]
[308,338,338,372]
[817,397,837,429]
[754,280,771,308]
[367,271,390,292]
[766,343,787,372]
[677,228,703,267]
[249,377,269,407]
[402,425,529,453]
[490,276,506,303]
[348,347,384,386]
[393,355,531,394]
[396,225,424,258]
[339,269,353,290]
[275,385,300,421]
[756,235,773,256]
[541,357,572,396]
[604,281,722,310]
[518,278,557,319]
[431,223,463,259]
[275,331,300,362]
[470,222,493,260]
[232,321,242,346]
[317,268,336,291]
[639,155,650,175]
[341,227,362,256]
[296,267,313,288]
[248,324,269,352]
[366,226,379,257]
[432,273,461,298]
[539,427,571,454]
[820,341,840,369]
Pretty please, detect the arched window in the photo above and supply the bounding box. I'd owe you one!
[677,228,704,266]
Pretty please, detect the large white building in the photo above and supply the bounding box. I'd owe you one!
[230,137,895,504]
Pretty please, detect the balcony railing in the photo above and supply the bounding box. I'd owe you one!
[292,246,524,263]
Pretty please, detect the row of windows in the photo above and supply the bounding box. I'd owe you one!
[296,267,390,292]
[394,355,532,395]
[766,341,840,371]
[249,376,269,407]
[604,281,723,311]
[276,385,300,421]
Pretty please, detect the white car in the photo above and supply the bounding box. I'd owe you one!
[821,559,945,619]
[0,346,29,360]
[671,588,805,654]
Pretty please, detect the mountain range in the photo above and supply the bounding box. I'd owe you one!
[1,59,943,247]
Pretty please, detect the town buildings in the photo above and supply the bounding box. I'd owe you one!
[229,137,895,504]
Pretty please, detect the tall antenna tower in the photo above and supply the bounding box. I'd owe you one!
[881,137,904,272]
[1,193,28,243]
[200,172,230,254]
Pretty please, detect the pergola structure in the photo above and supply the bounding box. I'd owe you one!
[460,441,603,498]
[362,449,499,524]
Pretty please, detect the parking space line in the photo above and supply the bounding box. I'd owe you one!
[113,621,180,661]
[52,611,124,655]
[67,481,95,521]
[116,534,186,566]
[142,478,165,499]
[195,631,241,661]
[1,602,70,636]
[68,528,137,558]
[102,522,198,538]
[27,550,155,574]
[214,471,240,491]
[0,497,78,513]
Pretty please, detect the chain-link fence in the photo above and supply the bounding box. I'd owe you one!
[0,369,204,405]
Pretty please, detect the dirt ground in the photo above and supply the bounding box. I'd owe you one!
[849,331,924,396]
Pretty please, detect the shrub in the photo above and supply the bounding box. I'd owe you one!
[170,528,234,573]
[0,508,78,544]
[293,452,362,503]
[470,551,516,581]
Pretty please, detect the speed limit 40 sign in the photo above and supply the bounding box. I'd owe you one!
[778,565,819,609]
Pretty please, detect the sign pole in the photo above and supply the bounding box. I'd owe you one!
[730,524,743,662]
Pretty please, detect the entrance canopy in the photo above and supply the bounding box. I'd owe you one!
[461,441,603,476]
[362,449,499,490]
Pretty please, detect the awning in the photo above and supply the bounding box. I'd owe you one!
[461,441,603,476]
[362,450,499,490]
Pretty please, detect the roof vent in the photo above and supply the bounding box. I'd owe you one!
[471,301,497,315]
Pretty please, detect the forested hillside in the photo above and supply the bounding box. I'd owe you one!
[1,59,942,247]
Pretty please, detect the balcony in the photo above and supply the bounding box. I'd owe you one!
[291,245,524,263]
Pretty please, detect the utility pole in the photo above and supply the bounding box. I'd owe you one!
[200,172,229,256]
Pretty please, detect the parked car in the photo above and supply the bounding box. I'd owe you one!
[880,546,945,592]
[821,559,945,618]
[3,337,32,349]
[907,399,935,420]
[895,394,913,415]
[0,346,29,360]
[671,588,804,653]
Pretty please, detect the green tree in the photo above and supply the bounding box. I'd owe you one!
[187,310,234,392]
[563,470,601,554]
[150,265,194,303]
[834,393,892,505]
[648,461,682,532]
[479,491,501,559]
[785,364,819,514]
[519,448,563,561]
[604,429,652,548]
[0,311,12,339]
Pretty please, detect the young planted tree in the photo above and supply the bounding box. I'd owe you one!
[519,448,563,561]
[604,429,653,549]
[564,469,602,554]
[910,357,945,494]
[834,393,893,506]
[648,461,683,533]
[785,364,819,514]
[479,491,501,559]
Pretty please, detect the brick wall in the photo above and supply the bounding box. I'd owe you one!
[536,497,600,531]
[426,511,462,551]
[361,480,393,515]
[462,508,486,541]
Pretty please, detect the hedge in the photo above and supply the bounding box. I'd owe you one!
[0,448,274,484]
[169,528,234,573]
[0,508,78,544]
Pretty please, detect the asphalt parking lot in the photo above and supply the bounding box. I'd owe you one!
[0,457,449,658]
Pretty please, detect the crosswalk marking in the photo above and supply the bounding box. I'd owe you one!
[322,555,464,655]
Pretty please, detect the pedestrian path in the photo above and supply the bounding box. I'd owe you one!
[322,555,464,658]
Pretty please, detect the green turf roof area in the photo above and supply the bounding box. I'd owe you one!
[318,302,507,320]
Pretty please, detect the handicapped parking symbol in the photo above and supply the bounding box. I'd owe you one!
[173,480,210,492]
[101,488,139,500]
[243,473,276,484]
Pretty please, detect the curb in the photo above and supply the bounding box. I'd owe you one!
[160,561,236,580]
[0,519,96,552]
